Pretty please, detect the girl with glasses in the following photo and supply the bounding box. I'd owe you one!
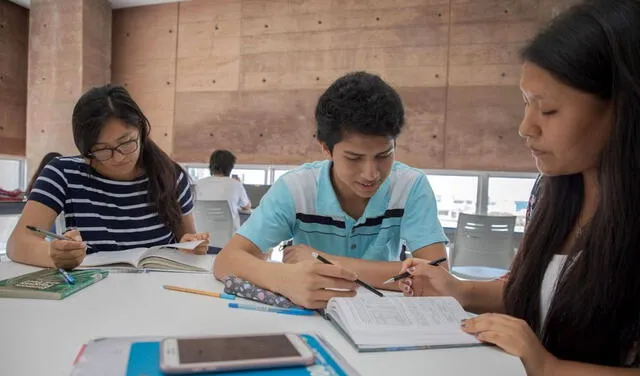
[7,85,209,269]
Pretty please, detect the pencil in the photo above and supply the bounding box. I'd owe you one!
[382,257,448,285]
[163,285,236,300]
[311,252,384,297]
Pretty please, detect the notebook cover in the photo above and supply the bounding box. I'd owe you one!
[0,268,108,300]
[126,334,355,376]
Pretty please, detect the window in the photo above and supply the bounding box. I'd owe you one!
[186,167,210,181]
[426,175,478,229]
[0,158,25,191]
[232,168,267,185]
[488,177,537,232]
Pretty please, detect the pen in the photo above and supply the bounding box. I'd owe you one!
[312,252,384,297]
[163,285,236,300]
[26,225,94,249]
[58,268,75,284]
[383,257,448,285]
[228,302,315,316]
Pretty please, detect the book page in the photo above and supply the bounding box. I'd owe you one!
[328,296,478,349]
[80,248,148,268]
[330,296,472,333]
[139,247,214,272]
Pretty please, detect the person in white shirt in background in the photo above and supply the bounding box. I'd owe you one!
[194,150,251,231]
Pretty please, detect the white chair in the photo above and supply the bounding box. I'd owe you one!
[193,200,235,249]
[449,213,516,281]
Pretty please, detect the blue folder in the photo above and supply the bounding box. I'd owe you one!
[126,334,351,376]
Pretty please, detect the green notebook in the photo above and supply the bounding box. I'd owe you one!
[0,268,108,300]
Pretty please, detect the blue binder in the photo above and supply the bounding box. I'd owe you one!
[126,334,352,376]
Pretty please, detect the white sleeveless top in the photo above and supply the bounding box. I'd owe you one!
[539,254,568,324]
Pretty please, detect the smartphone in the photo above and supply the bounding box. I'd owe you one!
[160,333,315,374]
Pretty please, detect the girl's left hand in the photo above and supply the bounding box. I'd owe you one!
[461,313,557,376]
[179,232,210,255]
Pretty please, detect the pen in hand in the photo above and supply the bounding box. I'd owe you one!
[383,257,448,285]
[58,268,75,284]
[311,252,384,297]
[25,225,93,249]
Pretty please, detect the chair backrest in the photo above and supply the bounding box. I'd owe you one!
[193,200,235,249]
[450,213,516,270]
[243,184,271,208]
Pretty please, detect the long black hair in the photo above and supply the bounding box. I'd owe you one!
[26,152,62,195]
[71,84,184,238]
[504,0,640,366]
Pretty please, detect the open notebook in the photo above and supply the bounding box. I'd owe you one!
[326,295,481,352]
[79,240,214,272]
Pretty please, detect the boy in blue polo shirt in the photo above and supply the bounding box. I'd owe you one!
[214,71,447,308]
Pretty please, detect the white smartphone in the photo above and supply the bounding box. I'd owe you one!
[159,333,315,374]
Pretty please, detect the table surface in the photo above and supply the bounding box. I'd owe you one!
[0,261,525,376]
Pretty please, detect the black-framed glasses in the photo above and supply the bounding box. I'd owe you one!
[87,139,139,161]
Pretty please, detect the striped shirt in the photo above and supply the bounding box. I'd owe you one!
[29,156,194,252]
[238,160,448,261]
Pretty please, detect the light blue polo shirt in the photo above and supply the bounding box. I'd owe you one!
[237,160,448,261]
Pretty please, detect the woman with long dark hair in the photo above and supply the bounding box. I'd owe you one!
[398,0,640,373]
[8,84,209,269]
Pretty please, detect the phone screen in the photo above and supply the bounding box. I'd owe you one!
[177,335,302,364]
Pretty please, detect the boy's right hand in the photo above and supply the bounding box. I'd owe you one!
[49,229,87,270]
[279,261,359,309]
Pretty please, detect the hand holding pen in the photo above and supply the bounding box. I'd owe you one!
[395,256,461,298]
[26,225,89,271]
[384,257,447,285]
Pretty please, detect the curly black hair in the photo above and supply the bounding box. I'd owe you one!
[315,71,404,152]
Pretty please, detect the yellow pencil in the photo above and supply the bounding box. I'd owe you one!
[163,285,236,300]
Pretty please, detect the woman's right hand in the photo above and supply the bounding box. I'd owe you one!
[398,258,463,300]
[49,229,87,270]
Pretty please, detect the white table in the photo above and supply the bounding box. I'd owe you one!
[0,261,525,376]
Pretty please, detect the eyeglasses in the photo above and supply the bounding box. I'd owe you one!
[87,139,139,161]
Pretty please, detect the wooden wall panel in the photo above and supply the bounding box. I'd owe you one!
[111,0,583,172]
[242,5,448,36]
[173,90,323,164]
[450,0,538,23]
[242,26,450,55]
[176,0,241,93]
[445,86,534,171]
[242,46,449,73]
[0,0,28,157]
[241,0,449,17]
[112,3,178,154]
[396,87,447,169]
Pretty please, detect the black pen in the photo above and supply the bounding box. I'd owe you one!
[312,252,384,297]
[382,257,448,285]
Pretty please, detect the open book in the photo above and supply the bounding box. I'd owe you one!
[326,295,481,352]
[79,240,214,272]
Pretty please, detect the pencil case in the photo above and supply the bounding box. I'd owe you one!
[222,276,303,309]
